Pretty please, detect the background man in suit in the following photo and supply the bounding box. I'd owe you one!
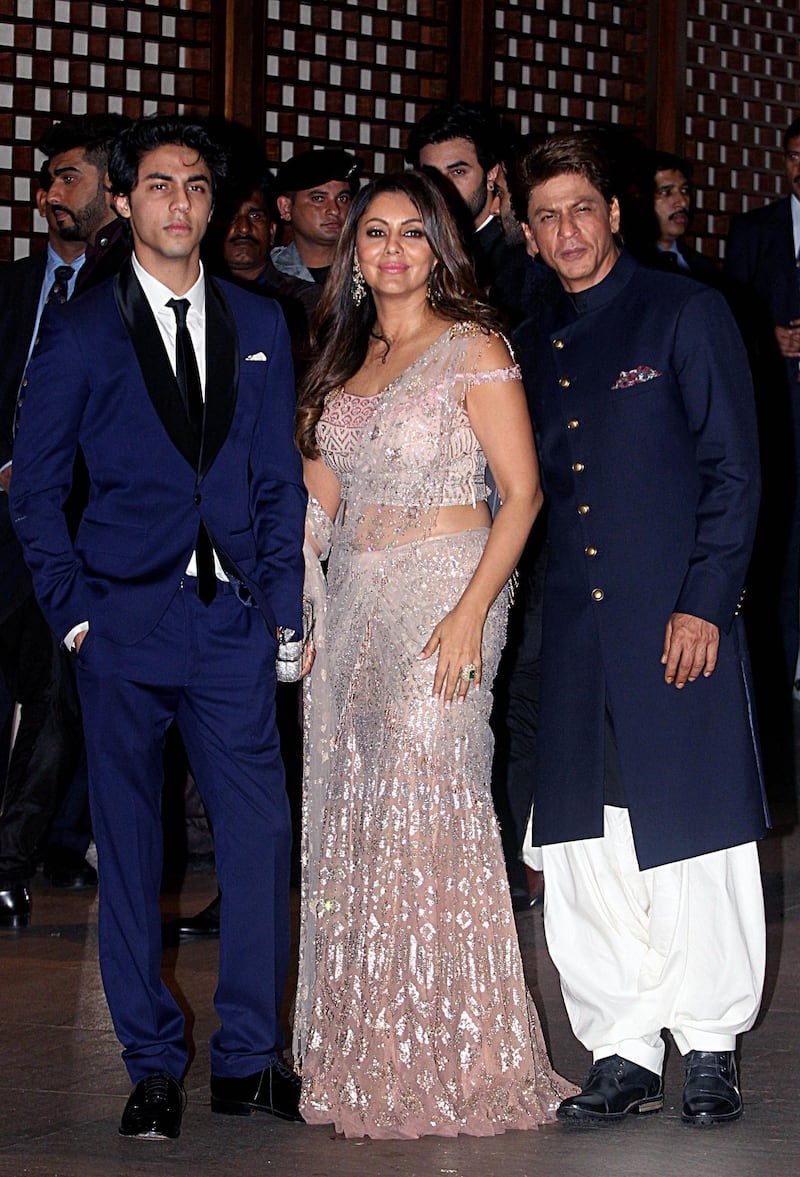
[0,114,129,929]
[516,131,769,1128]
[725,118,800,694]
[636,150,725,287]
[10,115,307,1139]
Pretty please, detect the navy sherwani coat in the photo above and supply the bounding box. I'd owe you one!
[517,250,770,870]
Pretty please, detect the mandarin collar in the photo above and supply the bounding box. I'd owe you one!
[566,248,636,315]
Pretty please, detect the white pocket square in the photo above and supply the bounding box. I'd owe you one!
[244,351,268,362]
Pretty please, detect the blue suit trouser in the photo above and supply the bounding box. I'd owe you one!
[75,580,290,1084]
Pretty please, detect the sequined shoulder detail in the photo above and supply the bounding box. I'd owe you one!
[468,363,522,385]
[448,320,485,339]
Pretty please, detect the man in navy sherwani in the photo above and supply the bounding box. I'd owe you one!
[515,132,769,1128]
[11,116,307,1139]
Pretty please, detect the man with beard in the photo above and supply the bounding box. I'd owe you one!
[406,102,506,289]
[0,114,128,928]
[38,115,131,293]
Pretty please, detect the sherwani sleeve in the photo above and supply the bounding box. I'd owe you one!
[671,285,761,631]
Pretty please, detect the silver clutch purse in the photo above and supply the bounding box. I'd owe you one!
[276,598,314,683]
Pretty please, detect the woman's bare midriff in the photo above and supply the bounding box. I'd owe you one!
[429,502,491,536]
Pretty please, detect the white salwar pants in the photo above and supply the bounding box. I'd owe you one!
[533,806,766,1076]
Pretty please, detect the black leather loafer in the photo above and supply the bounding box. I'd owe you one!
[211,1059,303,1122]
[119,1072,186,1139]
[42,849,98,889]
[557,1054,663,1123]
[681,1050,743,1126]
[0,883,31,929]
[174,892,221,940]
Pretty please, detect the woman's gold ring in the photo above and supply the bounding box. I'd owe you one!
[460,664,478,683]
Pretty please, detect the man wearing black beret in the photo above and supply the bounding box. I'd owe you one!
[266,148,363,314]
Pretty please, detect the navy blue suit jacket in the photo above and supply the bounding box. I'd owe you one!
[725,196,798,329]
[10,263,306,648]
[517,251,769,869]
[0,253,47,622]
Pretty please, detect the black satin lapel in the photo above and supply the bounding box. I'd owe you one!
[200,277,239,480]
[113,264,198,469]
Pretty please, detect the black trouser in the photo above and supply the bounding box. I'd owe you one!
[0,593,84,883]
[491,530,547,892]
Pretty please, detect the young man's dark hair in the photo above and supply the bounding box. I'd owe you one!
[406,101,503,173]
[38,113,130,189]
[108,115,229,199]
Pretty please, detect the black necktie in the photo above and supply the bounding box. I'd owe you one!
[14,265,75,437]
[166,297,216,605]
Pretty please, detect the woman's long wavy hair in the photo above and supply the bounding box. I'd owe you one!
[296,170,503,457]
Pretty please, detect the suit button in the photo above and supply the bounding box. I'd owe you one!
[559,376,571,388]
[22,378,28,387]
[572,462,585,472]
[194,493,202,505]
[591,588,604,601]
[567,419,579,430]
[578,503,590,515]
[585,546,598,557]
[553,338,565,349]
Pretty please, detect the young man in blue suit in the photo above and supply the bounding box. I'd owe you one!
[515,132,769,1128]
[10,116,307,1138]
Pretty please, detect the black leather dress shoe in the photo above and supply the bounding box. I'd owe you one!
[173,892,221,940]
[211,1059,303,1121]
[682,1050,743,1126]
[557,1054,663,1123]
[42,848,98,889]
[0,883,31,929]
[119,1072,186,1139]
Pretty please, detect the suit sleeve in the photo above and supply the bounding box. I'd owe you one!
[8,309,91,642]
[249,305,307,636]
[671,286,761,630]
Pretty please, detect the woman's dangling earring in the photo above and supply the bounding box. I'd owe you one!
[427,268,438,306]
[352,255,367,307]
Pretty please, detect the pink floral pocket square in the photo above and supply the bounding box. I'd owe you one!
[612,365,662,390]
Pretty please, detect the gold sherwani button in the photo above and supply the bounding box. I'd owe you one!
[591,588,604,601]
[559,376,571,388]
[572,462,585,472]
[567,419,579,430]
[585,546,597,557]
[553,338,565,349]
[578,503,590,516]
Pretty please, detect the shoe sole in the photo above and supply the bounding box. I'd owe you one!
[558,1096,664,1124]
[681,1107,743,1127]
[119,1126,180,1139]
[211,1097,303,1122]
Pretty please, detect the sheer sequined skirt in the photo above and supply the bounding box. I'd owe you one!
[299,529,576,1137]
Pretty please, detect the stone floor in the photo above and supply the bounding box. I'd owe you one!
[1,781,798,1176]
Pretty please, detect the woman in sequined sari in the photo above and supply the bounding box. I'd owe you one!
[293,172,576,1138]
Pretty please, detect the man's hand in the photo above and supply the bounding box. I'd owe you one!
[774,320,800,358]
[661,612,719,688]
[0,464,11,494]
